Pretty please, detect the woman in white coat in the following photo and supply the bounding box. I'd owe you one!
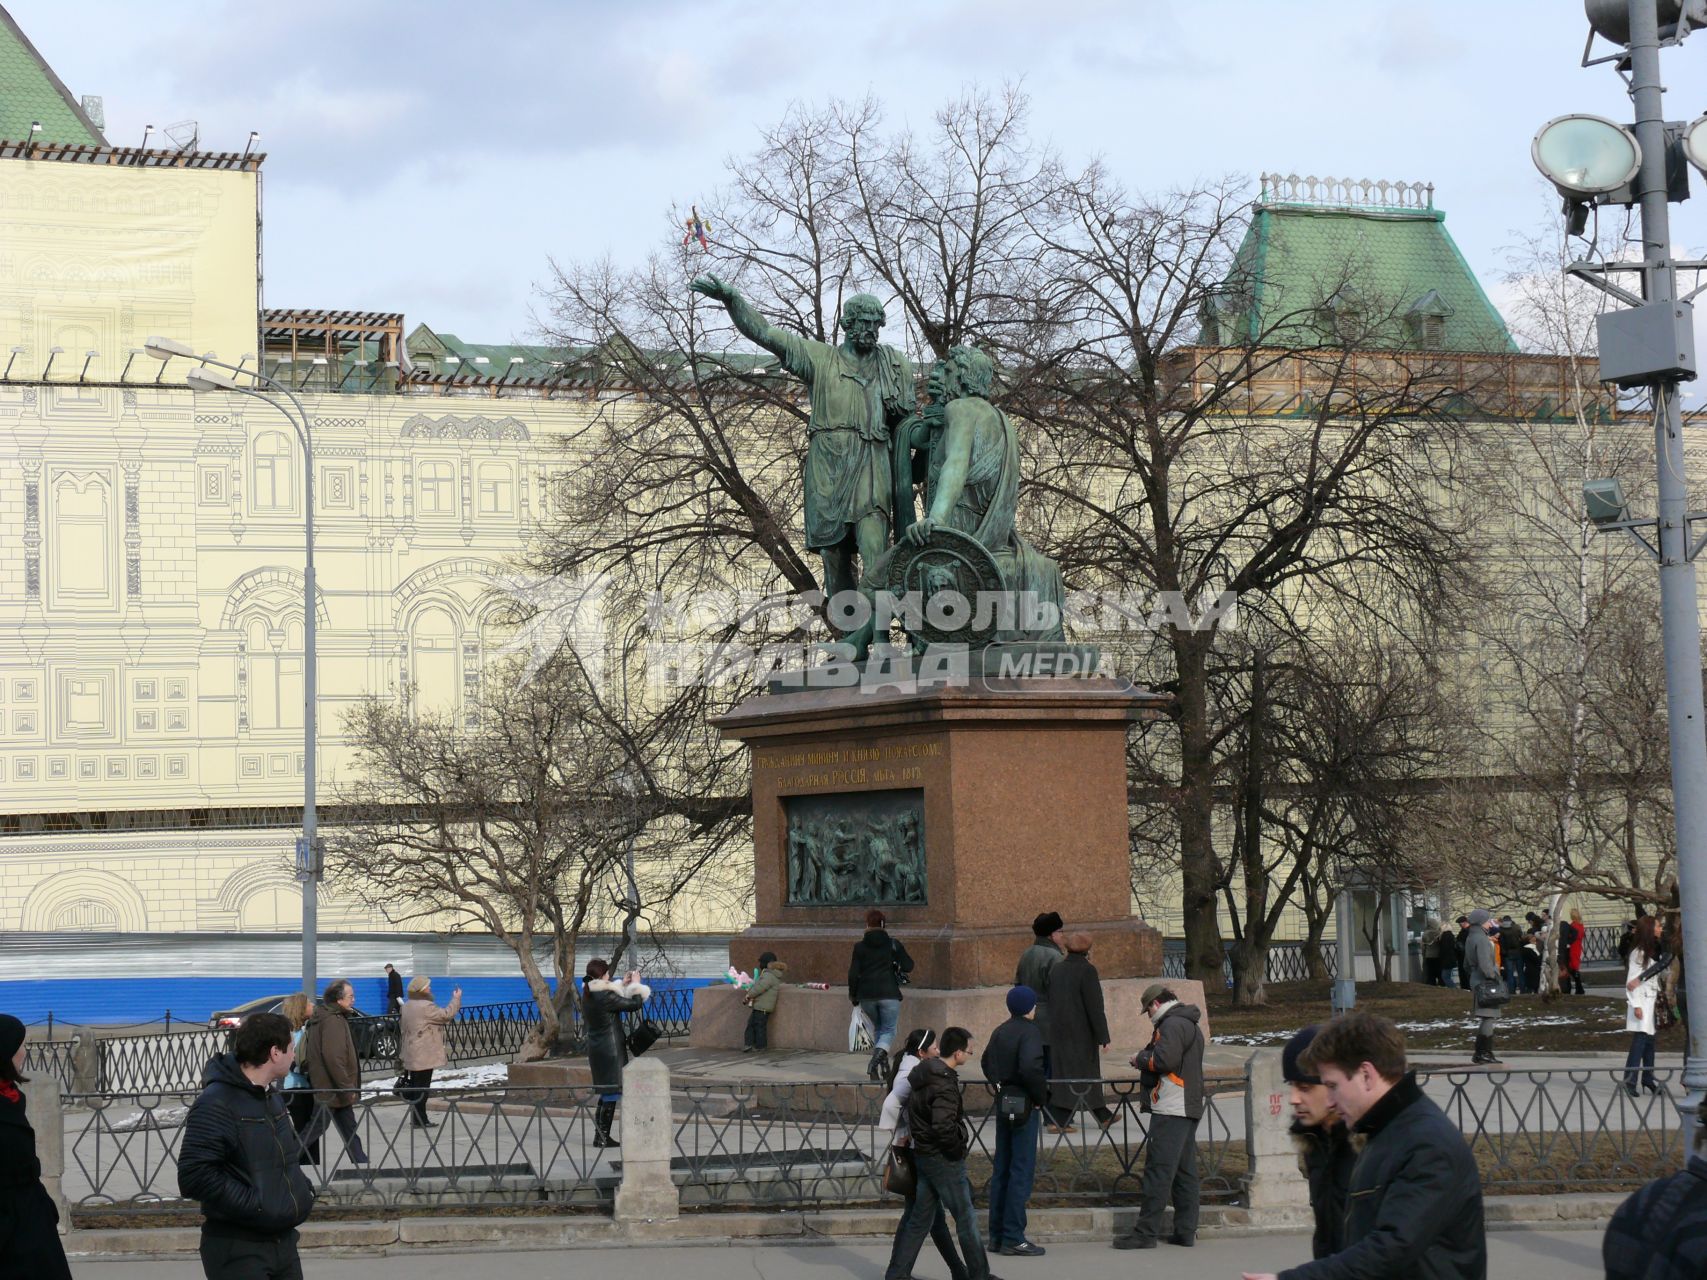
[879,1028,968,1280]
[1623,916,1669,1096]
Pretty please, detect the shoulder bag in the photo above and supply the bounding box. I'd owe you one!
[882,1144,917,1197]
[1472,977,1511,1007]
[627,1019,662,1057]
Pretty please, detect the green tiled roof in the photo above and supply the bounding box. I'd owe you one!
[0,6,104,145]
[1206,198,1516,355]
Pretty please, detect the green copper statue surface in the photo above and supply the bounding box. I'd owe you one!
[690,275,912,618]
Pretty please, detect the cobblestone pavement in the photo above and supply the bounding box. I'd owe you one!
[69,1225,1608,1278]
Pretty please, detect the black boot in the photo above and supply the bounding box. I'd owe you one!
[1482,1035,1502,1065]
[592,1100,619,1148]
[1470,1036,1488,1065]
[867,1046,888,1082]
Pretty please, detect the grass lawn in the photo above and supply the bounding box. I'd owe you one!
[1204,980,1687,1055]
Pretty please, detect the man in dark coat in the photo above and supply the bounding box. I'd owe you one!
[1498,916,1524,993]
[1282,1025,1355,1260]
[892,1027,997,1280]
[1015,911,1064,1067]
[1603,1098,1707,1279]
[384,963,404,1015]
[1114,984,1205,1250]
[1454,916,1472,990]
[981,986,1048,1257]
[0,1013,72,1280]
[1242,1011,1486,1280]
[581,958,650,1148]
[178,1012,315,1279]
[1045,933,1113,1130]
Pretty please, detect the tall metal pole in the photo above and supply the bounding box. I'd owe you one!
[1626,0,1707,1110]
[1332,886,1357,1016]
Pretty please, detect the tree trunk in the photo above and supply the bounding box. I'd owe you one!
[1175,638,1225,983]
[513,937,562,1062]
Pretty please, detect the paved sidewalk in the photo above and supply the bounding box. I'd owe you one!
[69,1225,1608,1278]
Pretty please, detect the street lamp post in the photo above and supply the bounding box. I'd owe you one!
[1533,0,1707,1115]
[146,338,321,1001]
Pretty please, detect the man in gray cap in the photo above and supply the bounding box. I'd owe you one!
[1114,984,1205,1250]
[1463,909,1504,1064]
[1283,1025,1355,1260]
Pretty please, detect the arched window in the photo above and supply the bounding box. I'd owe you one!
[238,883,303,931]
[253,432,295,511]
[243,613,303,731]
[410,606,460,714]
[49,898,119,930]
[418,460,456,516]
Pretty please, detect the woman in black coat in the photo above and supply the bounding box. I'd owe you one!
[581,958,650,1149]
[1044,935,1114,1131]
[848,908,915,1082]
[0,1014,73,1280]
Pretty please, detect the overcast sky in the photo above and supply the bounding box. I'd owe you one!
[15,0,1707,344]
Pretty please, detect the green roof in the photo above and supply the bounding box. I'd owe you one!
[1206,196,1516,355]
[0,6,104,145]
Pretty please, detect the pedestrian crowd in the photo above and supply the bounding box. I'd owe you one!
[0,918,1700,1279]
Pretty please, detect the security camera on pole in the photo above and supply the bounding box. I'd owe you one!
[1533,0,1707,1119]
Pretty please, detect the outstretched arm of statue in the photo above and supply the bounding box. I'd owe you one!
[905,404,971,546]
[689,273,792,363]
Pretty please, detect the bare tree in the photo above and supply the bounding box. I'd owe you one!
[329,647,743,1058]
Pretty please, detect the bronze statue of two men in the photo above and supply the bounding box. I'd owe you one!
[691,274,1064,654]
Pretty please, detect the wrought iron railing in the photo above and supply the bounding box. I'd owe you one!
[63,1084,611,1218]
[669,1077,1245,1208]
[54,1066,1684,1222]
[22,1037,76,1090]
[1160,940,1337,984]
[1417,1066,1684,1192]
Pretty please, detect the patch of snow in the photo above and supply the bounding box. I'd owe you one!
[107,1105,189,1132]
[357,1062,509,1097]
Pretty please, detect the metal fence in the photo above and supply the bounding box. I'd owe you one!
[64,1084,612,1219]
[56,1065,1684,1222]
[1418,1066,1684,1193]
[669,1076,1246,1208]
[1161,940,1337,984]
[23,1037,76,1090]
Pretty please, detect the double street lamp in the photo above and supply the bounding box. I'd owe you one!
[145,337,322,1002]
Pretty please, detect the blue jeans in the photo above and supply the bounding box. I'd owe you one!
[1624,1031,1657,1090]
[988,1106,1039,1249]
[885,1187,970,1280]
[861,998,902,1052]
[1502,953,1521,994]
[890,1152,989,1280]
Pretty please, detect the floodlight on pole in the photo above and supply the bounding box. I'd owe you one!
[1585,477,1631,526]
[1533,114,1643,196]
[1683,115,1707,172]
[1585,0,1707,45]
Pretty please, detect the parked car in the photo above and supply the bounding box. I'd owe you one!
[208,993,399,1061]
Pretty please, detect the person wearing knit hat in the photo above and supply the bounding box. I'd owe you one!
[1015,912,1066,1071]
[982,986,1048,1256]
[0,1013,74,1279]
[1282,1025,1355,1261]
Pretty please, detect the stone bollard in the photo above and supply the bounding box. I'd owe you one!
[1242,1048,1312,1221]
[613,1056,679,1224]
[71,1033,100,1095]
[33,1075,71,1234]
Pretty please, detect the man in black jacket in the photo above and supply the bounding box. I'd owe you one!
[1242,1011,1485,1280]
[178,1012,315,1279]
[891,1027,1001,1280]
[981,985,1048,1257]
[1113,984,1205,1250]
[1603,1097,1707,1279]
[1282,1025,1355,1260]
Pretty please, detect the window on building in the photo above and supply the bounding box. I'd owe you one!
[48,470,115,608]
[410,606,460,715]
[253,432,295,511]
[477,463,514,515]
[244,614,303,731]
[418,460,456,516]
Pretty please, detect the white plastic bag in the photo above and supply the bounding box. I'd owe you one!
[849,1006,875,1053]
